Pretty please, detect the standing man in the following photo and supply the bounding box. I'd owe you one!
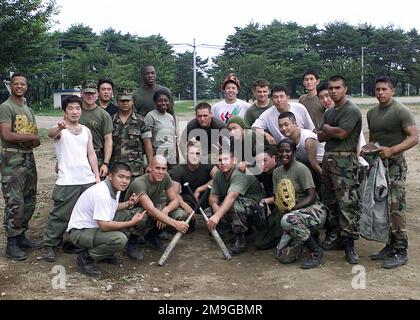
[212,73,250,123]
[179,102,228,162]
[244,79,273,127]
[79,80,113,179]
[299,69,324,130]
[40,95,100,262]
[0,73,41,261]
[111,87,153,180]
[97,79,118,116]
[318,75,362,264]
[133,64,176,120]
[252,85,315,144]
[367,76,418,269]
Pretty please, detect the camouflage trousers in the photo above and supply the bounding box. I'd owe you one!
[254,208,283,250]
[280,201,328,244]
[69,228,128,262]
[43,183,95,247]
[385,154,408,250]
[114,204,187,237]
[205,197,259,234]
[321,152,360,239]
[1,152,37,237]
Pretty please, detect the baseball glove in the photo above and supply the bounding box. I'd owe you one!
[14,115,37,135]
[250,204,269,231]
[275,178,296,214]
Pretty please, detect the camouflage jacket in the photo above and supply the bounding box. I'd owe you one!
[111,112,152,177]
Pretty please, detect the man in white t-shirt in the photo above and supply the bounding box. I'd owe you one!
[278,111,323,189]
[67,162,144,277]
[40,95,100,263]
[212,73,250,123]
[252,85,315,144]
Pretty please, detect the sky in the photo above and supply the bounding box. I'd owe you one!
[52,0,420,60]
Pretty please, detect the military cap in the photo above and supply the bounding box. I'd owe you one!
[81,80,97,93]
[117,87,134,100]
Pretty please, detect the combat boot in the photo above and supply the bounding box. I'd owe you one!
[76,250,101,277]
[5,236,27,261]
[17,233,42,250]
[145,228,164,251]
[343,237,359,264]
[126,236,144,261]
[99,254,122,265]
[302,236,323,269]
[382,249,408,269]
[40,246,56,262]
[369,244,396,260]
[229,233,246,256]
[322,231,343,250]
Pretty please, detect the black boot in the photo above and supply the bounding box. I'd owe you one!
[145,228,164,251]
[39,246,56,262]
[5,236,27,261]
[127,236,144,261]
[343,237,359,264]
[229,233,246,256]
[322,231,343,250]
[302,236,323,269]
[369,244,396,260]
[382,249,408,269]
[76,250,101,277]
[17,233,42,250]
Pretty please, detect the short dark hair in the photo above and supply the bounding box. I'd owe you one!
[277,138,297,152]
[97,78,114,90]
[262,145,278,157]
[141,64,155,74]
[195,102,211,113]
[278,111,296,123]
[153,89,171,102]
[317,82,329,96]
[252,79,270,89]
[375,76,395,88]
[271,85,290,97]
[109,162,131,175]
[62,95,82,111]
[10,73,27,83]
[302,69,320,80]
[328,75,347,87]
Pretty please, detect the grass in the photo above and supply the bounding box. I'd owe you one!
[33,99,218,116]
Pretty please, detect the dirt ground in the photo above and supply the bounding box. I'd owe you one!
[0,110,420,301]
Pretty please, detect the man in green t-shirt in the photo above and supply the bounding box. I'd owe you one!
[132,65,176,121]
[299,69,324,131]
[318,75,362,265]
[0,73,41,261]
[366,76,419,269]
[79,80,113,178]
[206,150,265,255]
[120,155,189,260]
[244,79,273,127]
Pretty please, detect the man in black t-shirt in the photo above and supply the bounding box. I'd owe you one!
[179,102,228,163]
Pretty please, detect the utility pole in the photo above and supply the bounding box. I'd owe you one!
[61,53,65,90]
[361,47,365,97]
[193,38,197,108]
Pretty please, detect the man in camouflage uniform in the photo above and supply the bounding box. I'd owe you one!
[367,76,419,269]
[206,150,265,255]
[318,75,362,264]
[111,88,153,181]
[79,80,113,178]
[0,73,41,261]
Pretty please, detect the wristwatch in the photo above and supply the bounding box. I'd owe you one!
[103,162,109,167]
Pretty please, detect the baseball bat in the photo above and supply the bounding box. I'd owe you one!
[158,187,211,266]
[184,183,232,260]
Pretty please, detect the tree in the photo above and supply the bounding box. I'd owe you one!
[0,0,57,75]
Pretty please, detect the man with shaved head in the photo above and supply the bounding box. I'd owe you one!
[120,155,189,260]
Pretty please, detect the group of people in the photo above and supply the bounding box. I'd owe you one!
[0,65,418,278]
